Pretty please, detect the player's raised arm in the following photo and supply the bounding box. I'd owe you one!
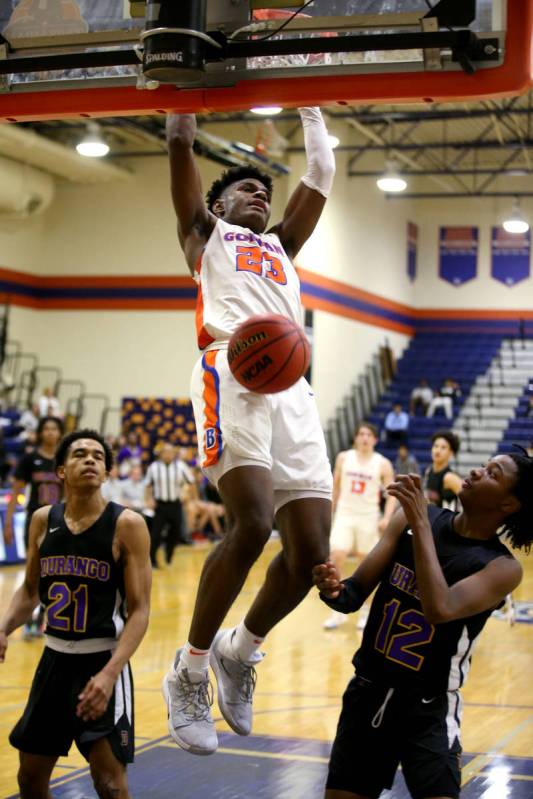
[387,473,523,623]
[274,107,336,258]
[166,114,215,272]
[313,507,408,612]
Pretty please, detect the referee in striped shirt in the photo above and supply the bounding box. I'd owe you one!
[145,443,193,567]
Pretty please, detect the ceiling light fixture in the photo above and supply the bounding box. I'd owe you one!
[376,161,407,193]
[503,199,529,234]
[76,123,110,157]
[250,106,283,116]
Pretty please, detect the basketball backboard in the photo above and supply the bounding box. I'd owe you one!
[0,1,530,122]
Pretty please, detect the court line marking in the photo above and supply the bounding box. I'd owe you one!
[461,717,533,785]
[127,686,533,712]
[6,730,533,798]
[160,742,330,764]
[27,736,171,794]
[480,773,533,781]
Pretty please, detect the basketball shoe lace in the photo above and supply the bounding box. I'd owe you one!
[170,669,214,724]
[220,656,257,704]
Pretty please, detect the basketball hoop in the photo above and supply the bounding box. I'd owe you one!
[246,10,336,70]
[254,118,289,158]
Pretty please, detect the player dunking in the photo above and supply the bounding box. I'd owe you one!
[324,422,395,631]
[0,430,151,799]
[314,451,532,799]
[163,108,335,754]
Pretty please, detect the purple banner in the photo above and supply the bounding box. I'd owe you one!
[439,227,478,286]
[407,221,418,282]
[491,227,530,286]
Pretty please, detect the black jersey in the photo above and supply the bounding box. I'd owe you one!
[15,450,63,517]
[424,466,459,511]
[353,506,514,696]
[39,502,126,642]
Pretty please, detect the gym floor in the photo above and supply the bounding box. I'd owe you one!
[0,539,532,798]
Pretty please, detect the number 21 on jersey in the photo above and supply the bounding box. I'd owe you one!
[235,246,287,285]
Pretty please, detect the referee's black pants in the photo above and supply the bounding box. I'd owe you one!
[151,500,186,565]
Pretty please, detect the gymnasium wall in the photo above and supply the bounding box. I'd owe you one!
[412,196,533,309]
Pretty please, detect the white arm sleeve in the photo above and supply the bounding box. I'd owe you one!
[298,107,336,198]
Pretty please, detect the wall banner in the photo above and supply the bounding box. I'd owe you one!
[407,221,418,282]
[439,226,478,286]
[491,226,530,286]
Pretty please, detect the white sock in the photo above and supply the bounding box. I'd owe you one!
[220,622,264,663]
[178,642,210,681]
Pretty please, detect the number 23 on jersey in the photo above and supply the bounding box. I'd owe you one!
[235,246,287,285]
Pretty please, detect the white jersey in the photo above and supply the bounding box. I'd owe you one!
[336,450,386,516]
[194,218,303,349]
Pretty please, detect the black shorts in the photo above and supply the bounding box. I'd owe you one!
[327,674,462,799]
[10,647,134,765]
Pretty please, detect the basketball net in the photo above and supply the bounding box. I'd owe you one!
[249,10,335,70]
[255,119,289,158]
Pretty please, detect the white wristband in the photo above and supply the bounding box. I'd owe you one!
[298,107,336,198]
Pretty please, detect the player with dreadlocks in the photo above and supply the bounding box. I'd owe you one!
[313,448,532,799]
[163,108,335,755]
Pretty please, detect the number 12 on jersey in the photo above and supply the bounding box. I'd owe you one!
[375,598,435,671]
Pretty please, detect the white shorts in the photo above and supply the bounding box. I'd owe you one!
[329,511,379,556]
[190,349,332,512]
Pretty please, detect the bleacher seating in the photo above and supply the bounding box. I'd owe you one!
[497,385,533,454]
[367,333,503,472]
[2,409,24,465]
[122,397,198,464]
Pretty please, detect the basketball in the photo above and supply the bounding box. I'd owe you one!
[227,314,311,394]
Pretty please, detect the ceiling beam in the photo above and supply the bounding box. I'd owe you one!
[386,192,533,198]
[198,105,533,126]
[348,168,533,177]
[288,139,533,153]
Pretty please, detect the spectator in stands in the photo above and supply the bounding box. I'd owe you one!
[117,430,143,477]
[394,443,419,476]
[179,446,198,468]
[101,463,123,503]
[185,467,225,540]
[524,396,533,417]
[37,387,61,418]
[409,378,433,415]
[121,463,147,515]
[17,403,40,442]
[426,378,462,420]
[144,443,193,567]
[104,433,120,452]
[384,402,409,445]
[0,367,15,410]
